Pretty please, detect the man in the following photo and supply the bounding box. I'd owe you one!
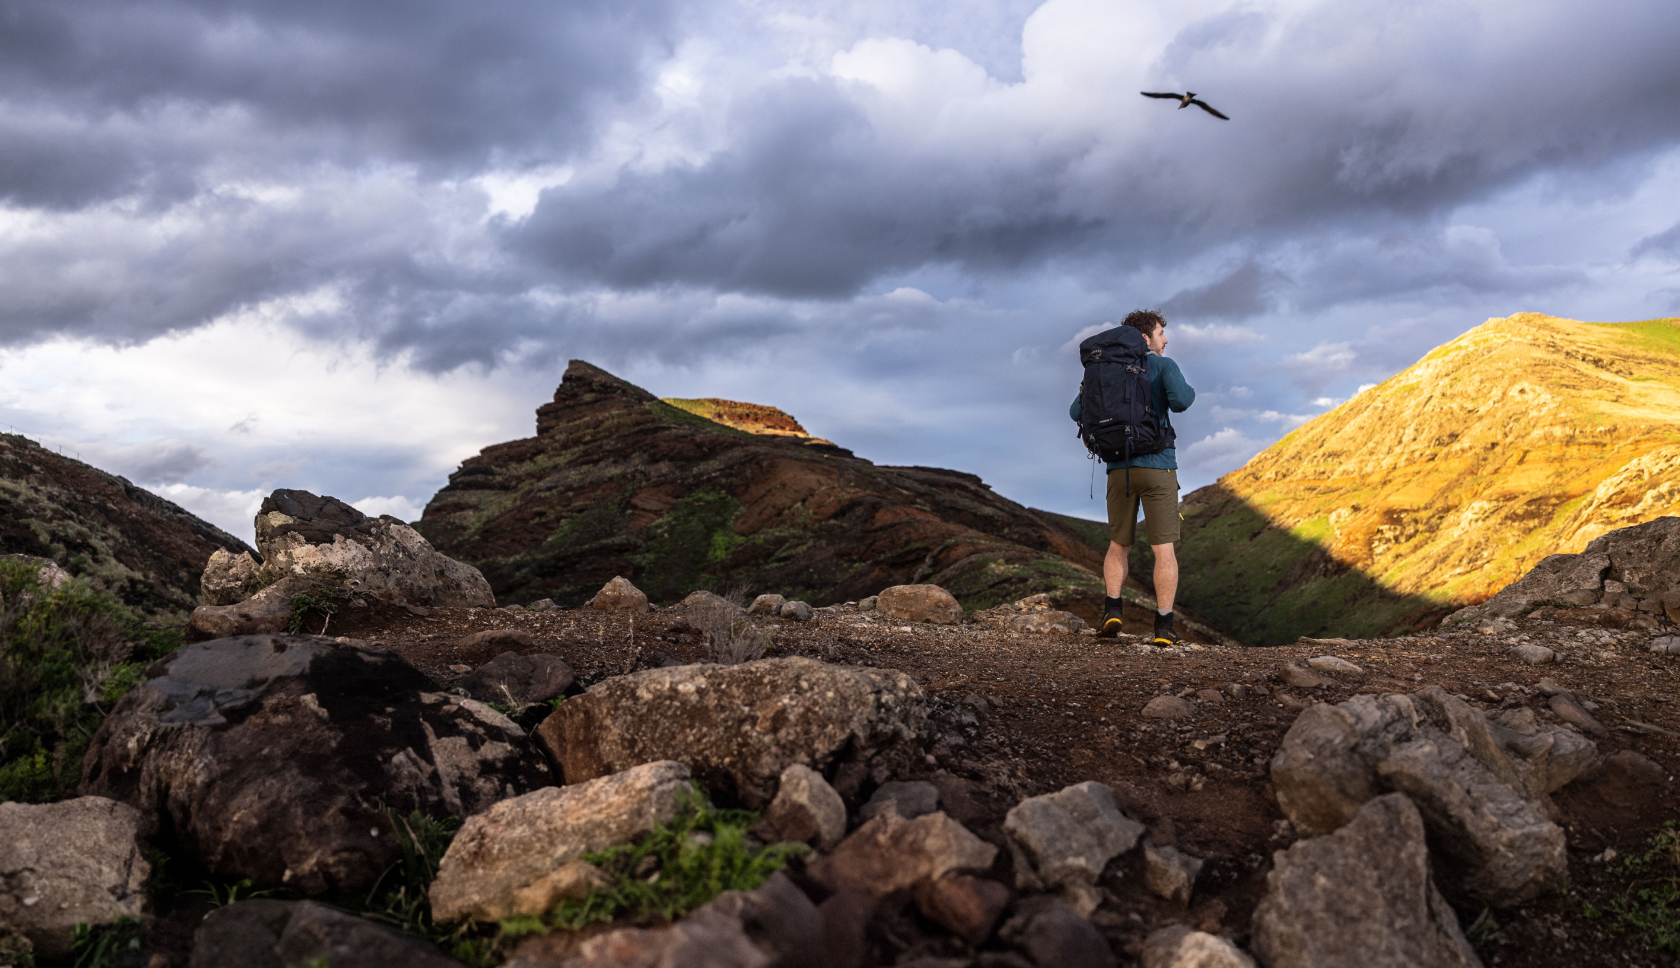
[1069,309,1196,644]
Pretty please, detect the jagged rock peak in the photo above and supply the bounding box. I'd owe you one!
[556,360,657,404]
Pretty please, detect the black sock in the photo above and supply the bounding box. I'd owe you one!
[1104,595,1124,611]
[1154,610,1174,629]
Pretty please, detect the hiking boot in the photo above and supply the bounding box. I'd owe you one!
[1153,612,1181,646]
[1100,596,1125,637]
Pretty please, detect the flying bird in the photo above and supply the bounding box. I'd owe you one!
[1141,91,1228,120]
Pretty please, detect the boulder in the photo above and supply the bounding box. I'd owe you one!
[526,872,821,968]
[876,584,964,625]
[189,574,311,638]
[459,651,575,705]
[859,780,941,821]
[1003,781,1145,892]
[457,629,536,650]
[857,595,879,612]
[0,797,149,959]
[779,601,815,622]
[1251,794,1482,968]
[1276,664,1329,689]
[252,489,494,607]
[1268,686,1588,905]
[0,554,73,590]
[915,875,1010,947]
[1141,926,1255,968]
[591,575,650,612]
[1512,644,1559,665]
[1143,843,1203,905]
[201,548,264,605]
[188,899,467,968]
[1585,516,1680,601]
[762,764,846,851]
[1005,610,1088,634]
[749,594,786,616]
[681,589,736,610]
[808,810,997,898]
[81,635,549,895]
[535,657,925,808]
[999,898,1116,968]
[429,761,691,922]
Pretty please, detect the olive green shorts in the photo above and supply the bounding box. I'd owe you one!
[1106,467,1181,547]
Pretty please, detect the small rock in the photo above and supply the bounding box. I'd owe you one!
[1535,678,1568,696]
[1000,898,1117,968]
[1648,635,1679,654]
[1547,693,1608,737]
[554,872,820,968]
[201,548,265,605]
[527,598,556,611]
[1195,688,1225,704]
[459,651,575,705]
[1141,925,1257,968]
[429,761,692,922]
[809,811,997,898]
[749,594,787,616]
[763,764,847,851]
[456,628,535,650]
[780,600,815,622]
[1143,695,1197,719]
[509,859,610,916]
[1306,656,1362,674]
[1005,610,1089,634]
[1003,781,1144,891]
[1513,644,1560,665]
[858,595,878,611]
[860,780,941,822]
[0,798,150,959]
[1252,793,1480,968]
[680,589,735,610]
[590,575,650,613]
[1276,663,1330,688]
[1143,843,1204,905]
[915,875,1011,947]
[876,584,965,625]
[188,899,465,968]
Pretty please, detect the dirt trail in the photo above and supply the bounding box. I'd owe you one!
[329,600,1680,967]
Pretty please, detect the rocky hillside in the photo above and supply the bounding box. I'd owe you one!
[414,361,1113,615]
[0,433,254,618]
[1177,313,1680,646]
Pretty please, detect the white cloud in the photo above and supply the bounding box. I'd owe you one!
[152,485,266,545]
[1172,324,1264,347]
[354,495,429,523]
[1180,427,1268,475]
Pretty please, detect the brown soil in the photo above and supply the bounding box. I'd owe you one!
[322,600,1680,967]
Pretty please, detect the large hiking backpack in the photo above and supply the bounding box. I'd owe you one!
[1076,325,1175,464]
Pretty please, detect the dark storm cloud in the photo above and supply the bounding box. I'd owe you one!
[1633,222,1680,260]
[1159,262,1277,320]
[0,0,676,207]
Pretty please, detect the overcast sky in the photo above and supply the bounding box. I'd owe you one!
[3,0,1679,543]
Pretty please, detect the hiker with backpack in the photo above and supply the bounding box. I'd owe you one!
[1070,309,1196,644]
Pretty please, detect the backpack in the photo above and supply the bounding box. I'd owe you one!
[1076,325,1175,464]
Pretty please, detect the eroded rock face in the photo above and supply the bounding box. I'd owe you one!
[876,584,965,625]
[535,657,925,807]
[1269,686,1591,905]
[188,899,467,968]
[0,797,150,959]
[1251,794,1482,968]
[201,548,264,606]
[1446,552,1611,623]
[81,635,549,895]
[252,490,494,608]
[429,761,692,923]
[1447,516,1680,626]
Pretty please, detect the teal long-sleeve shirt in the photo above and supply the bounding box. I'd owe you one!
[1069,354,1195,470]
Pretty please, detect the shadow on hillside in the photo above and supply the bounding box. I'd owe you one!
[1133,483,1458,648]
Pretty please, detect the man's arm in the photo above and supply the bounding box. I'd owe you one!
[1160,358,1195,413]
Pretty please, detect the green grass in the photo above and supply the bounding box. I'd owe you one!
[1597,823,1680,954]
[286,586,343,635]
[502,785,808,936]
[1598,318,1680,358]
[69,917,147,968]
[0,558,186,803]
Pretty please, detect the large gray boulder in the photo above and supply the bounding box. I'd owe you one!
[1445,515,1680,624]
[81,635,550,895]
[535,657,925,807]
[0,797,150,959]
[876,584,964,625]
[1003,781,1145,892]
[429,761,692,923]
[189,899,467,968]
[1252,794,1482,968]
[1269,686,1590,906]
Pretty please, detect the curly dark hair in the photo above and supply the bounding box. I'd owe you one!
[1122,309,1167,337]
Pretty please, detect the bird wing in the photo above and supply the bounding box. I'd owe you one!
[1140,92,1184,99]
[1191,99,1229,119]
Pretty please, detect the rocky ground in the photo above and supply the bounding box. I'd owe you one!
[318,593,1680,968]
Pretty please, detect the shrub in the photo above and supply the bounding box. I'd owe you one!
[1602,823,1680,954]
[0,559,184,803]
[690,591,770,666]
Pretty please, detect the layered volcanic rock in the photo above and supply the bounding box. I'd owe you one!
[0,433,253,618]
[414,361,1108,611]
[1176,314,1680,645]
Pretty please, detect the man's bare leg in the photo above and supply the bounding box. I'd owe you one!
[1105,541,1128,598]
[1152,542,1178,613]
